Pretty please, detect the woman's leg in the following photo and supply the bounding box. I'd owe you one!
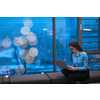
[62,69,75,83]
[62,69,73,77]
[67,71,89,84]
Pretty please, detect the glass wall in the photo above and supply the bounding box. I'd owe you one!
[82,17,99,51]
[0,17,53,76]
[56,17,78,72]
[81,17,100,70]
[55,17,100,71]
[88,54,100,70]
[0,17,100,76]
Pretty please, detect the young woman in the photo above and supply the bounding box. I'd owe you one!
[62,41,89,84]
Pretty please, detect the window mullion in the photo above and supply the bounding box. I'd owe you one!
[77,17,82,48]
[53,17,56,72]
[99,17,100,50]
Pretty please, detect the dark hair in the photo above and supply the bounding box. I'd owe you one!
[69,41,83,61]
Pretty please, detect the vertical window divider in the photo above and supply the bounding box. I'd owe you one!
[53,17,56,72]
[99,17,100,50]
[77,17,82,47]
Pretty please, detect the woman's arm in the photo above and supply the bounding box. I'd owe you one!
[77,52,88,71]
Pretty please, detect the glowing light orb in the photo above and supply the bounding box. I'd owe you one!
[15,65,25,74]
[22,18,33,28]
[20,35,27,45]
[20,26,30,35]
[29,47,38,57]
[24,54,34,64]
[27,32,36,42]
[2,38,12,48]
[19,49,28,59]
[28,38,38,46]
[13,37,23,46]
[23,20,33,28]
[21,43,28,48]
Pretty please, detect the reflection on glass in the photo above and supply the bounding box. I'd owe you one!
[27,32,36,42]
[28,39,38,46]
[15,65,25,74]
[13,37,23,46]
[22,17,33,28]
[20,26,30,35]
[25,54,34,64]
[21,42,28,48]
[2,38,12,48]
[29,47,38,57]
[20,35,27,45]
[19,49,28,59]
[83,29,92,31]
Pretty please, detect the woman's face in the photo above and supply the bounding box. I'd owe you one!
[70,46,77,53]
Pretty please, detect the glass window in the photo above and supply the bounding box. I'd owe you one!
[78,17,100,71]
[81,17,99,51]
[0,17,53,76]
[82,17,99,19]
[0,17,100,76]
[56,17,78,72]
[82,19,98,25]
[82,25,99,30]
[88,54,100,70]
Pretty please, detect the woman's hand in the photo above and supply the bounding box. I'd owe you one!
[67,66,77,71]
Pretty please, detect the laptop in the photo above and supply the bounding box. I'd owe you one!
[56,60,70,69]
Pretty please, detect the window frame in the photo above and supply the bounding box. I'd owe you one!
[77,17,100,55]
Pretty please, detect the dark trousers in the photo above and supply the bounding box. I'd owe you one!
[62,69,89,84]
